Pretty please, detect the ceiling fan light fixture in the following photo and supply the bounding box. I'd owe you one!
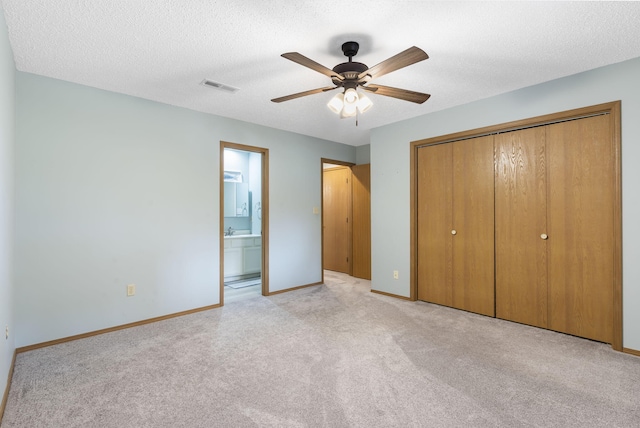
[357,92,373,113]
[330,89,371,117]
[327,93,344,114]
[343,88,359,105]
[341,102,357,118]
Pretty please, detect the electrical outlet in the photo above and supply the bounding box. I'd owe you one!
[127,284,136,297]
[5,325,8,339]
[393,270,399,280]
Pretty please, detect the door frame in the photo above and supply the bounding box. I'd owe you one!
[321,158,355,284]
[220,141,269,305]
[410,101,622,350]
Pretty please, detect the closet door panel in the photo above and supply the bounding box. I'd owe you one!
[452,136,495,316]
[495,127,548,328]
[547,115,614,343]
[417,144,453,306]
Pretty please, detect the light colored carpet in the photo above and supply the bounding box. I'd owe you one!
[2,271,640,427]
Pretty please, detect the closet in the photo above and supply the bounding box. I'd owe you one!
[412,102,621,348]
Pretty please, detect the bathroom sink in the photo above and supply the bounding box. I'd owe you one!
[224,233,260,239]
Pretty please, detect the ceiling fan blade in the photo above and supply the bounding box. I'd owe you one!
[363,84,431,104]
[271,86,338,103]
[281,52,344,81]
[358,47,428,80]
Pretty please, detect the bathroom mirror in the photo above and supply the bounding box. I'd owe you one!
[224,182,249,217]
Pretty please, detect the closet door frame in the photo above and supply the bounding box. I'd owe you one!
[409,101,622,351]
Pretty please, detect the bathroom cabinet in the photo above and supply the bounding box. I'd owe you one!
[223,235,262,279]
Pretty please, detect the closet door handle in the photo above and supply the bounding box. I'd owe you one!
[451,230,457,235]
[540,233,548,240]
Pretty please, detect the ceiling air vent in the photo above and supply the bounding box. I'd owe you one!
[200,79,239,93]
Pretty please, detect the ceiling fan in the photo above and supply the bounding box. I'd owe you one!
[271,41,430,118]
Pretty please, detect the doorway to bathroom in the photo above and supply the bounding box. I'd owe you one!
[220,142,269,304]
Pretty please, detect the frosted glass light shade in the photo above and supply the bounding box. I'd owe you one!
[341,102,357,118]
[343,88,359,105]
[327,93,344,114]
[357,93,373,113]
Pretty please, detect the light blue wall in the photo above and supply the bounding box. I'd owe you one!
[15,72,355,347]
[371,56,640,351]
[356,144,370,165]
[0,7,15,398]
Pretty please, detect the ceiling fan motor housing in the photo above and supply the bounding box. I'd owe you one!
[332,61,368,83]
[332,41,369,84]
[341,41,359,57]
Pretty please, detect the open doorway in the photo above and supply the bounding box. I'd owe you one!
[321,158,371,282]
[220,142,269,304]
[322,161,353,275]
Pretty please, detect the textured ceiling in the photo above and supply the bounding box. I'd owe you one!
[3,1,640,146]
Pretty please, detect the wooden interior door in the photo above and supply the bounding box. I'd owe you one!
[452,136,495,316]
[495,127,549,328]
[352,164,371,279]
[417,143,453,306]
[547,115,614,343]
[323,167,352,274]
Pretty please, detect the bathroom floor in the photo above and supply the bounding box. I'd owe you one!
[225,277,261,289]
[224,282,261,303]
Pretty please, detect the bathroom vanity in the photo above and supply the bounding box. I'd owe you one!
[223,234,262,280]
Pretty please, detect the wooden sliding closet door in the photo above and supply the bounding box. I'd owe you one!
[547,115,614,343]
[495,114,615,343]
[495,127,549,328]
[417,143,453,306]
[451,136,495,316]
[417,137,494,316]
